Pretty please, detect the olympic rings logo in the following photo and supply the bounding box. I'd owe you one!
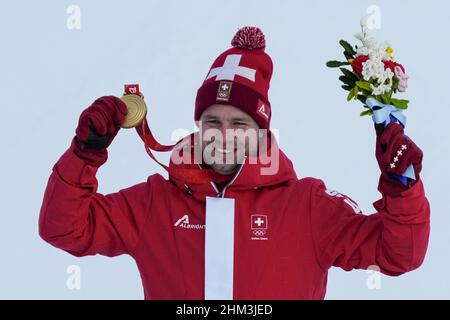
[253,230,266,237]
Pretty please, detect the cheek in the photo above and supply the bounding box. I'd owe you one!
[200,128,215,146]
[247,142,258,156]
[237,130,259,150]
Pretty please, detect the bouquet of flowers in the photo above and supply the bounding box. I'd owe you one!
[326,18,410,117]
[326,18,415,185]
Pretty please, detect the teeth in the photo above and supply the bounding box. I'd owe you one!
[216,147,233,154]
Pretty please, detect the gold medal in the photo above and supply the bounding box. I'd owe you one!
[120,94,147,128]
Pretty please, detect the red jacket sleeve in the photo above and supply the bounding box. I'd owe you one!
[39,142,151,257]
[308,176,430,276]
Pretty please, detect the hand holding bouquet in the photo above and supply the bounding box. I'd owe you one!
[326,18,420,187]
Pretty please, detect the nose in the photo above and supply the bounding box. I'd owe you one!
[219,122,232,139]
[214,123,236,149]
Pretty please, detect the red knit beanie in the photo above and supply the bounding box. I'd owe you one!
[195,26,273,129]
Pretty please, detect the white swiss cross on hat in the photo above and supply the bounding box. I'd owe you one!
[206,54,256,82]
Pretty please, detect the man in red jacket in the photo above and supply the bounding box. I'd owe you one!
[39,27,429,299]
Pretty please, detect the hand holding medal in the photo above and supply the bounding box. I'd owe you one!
[120,84,148,128]
[121,84,231,185]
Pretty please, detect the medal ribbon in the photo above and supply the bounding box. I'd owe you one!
[123,84,229,184]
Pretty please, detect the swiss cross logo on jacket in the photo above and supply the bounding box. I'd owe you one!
[251,214,268,240]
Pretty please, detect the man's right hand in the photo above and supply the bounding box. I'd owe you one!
[375,122,423,196]
[73,96,128,166]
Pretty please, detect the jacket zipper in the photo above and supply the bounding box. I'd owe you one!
[214,162,245,198]
[197,160,246,198]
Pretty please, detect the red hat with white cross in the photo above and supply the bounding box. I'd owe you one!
[194,26,273,129]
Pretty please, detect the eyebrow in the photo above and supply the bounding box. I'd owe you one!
[230,117,251,122]
[202,115,219,120]
[202,115,251,122]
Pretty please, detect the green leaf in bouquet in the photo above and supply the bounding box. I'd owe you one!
[360,89,372,96]
[352,86,359,99]
[339,75,355,86]
[346,88,355,101]
[360,109,374,117]
[380,91,392,104]
[357,95,367,104]
[390,98,409,109]
[339,68,359,81]
[355,81,372,92]
[326,60,350,68]
[341,85,353,91]
[346,86,358,101]
[343,51,354,61]
[339,40,356,56]
[392,77,399,91]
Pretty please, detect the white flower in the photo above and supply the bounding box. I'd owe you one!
[368,68,394,95]
[371,83,391,95]
[356,46,370,56]
[360,52,394,95]
[354,18,391,60]
[353,17,395,95]
[361,56,384,81]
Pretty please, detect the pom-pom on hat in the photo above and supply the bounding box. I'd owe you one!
[195,26,273,129]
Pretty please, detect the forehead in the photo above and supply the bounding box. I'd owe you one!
[201,104,251,119]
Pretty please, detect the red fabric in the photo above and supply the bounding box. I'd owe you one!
[39,132,430,299]
[195,80,272,129]
[74,96,128,166]
[231,26,266,50]
[195,27,273,129]
[375,123,423,196]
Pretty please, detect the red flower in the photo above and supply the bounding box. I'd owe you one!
[383,60,405,73]
[351,55,369,78]
[351,55,406,79]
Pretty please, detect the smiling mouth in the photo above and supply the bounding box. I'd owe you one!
[215,147,236,154]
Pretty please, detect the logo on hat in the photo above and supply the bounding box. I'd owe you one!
[216,81,233,102]
[256,99,270,121]
[206,54,256,82]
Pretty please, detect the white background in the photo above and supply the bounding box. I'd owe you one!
[0,0,448,299]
